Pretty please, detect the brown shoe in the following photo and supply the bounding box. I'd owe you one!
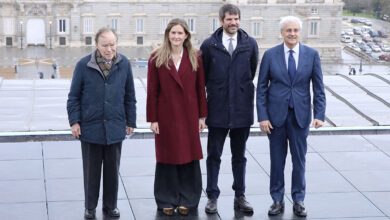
[178,206,189,215]
[162,208,174,216]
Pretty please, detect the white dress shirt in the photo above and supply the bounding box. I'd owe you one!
[222,32,237,52]
[284,43,299,70]
[172,48,184,71]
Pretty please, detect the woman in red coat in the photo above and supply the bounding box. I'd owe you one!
[146,18,208,216]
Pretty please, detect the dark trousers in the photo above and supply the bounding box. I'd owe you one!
[154,160,202,209]
[81,141,122,210]
[206,127,250,199]
[268,109,309,202]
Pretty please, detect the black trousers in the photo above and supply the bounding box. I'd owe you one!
[154,160,202,209]
[81,141,122,210]
[206,127,250,199]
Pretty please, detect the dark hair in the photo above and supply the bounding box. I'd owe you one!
[219,4,240,20]
[95,27,118,44]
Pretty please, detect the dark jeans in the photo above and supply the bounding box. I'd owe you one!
[206,127,250,199]
[81,141,122,210]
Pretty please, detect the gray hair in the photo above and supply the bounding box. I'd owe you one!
[219,4,241,20]
[95,27,118,44]
[280,16,302,31]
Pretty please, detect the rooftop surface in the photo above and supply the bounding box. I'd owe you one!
[1,135,390,220]
[1,73,390,133]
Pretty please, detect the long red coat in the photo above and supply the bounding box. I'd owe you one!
[146,49,208,164]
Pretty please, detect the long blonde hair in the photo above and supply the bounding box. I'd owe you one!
[152,18,199,71]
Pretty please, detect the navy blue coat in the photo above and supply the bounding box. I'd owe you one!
[256,43,326,128]
[200,28,259,128]
[67,51,137,145]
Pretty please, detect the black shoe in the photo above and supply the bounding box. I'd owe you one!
[234,196,253,213]
[293,201,307,217]
[268,200,285,216]
[84,209,96,219]
[102,207,120,218]
[205,198,218,214]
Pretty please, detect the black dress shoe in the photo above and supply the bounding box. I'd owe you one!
[234,196,254,213]
[205,198,218,214]
[268,200,285,216]
[293,201,307,217]
[102,207,120,218]
[84,209,96,219]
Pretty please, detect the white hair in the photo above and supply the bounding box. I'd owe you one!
[280,16,302,31]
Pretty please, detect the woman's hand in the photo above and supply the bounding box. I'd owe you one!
[199,118,206,131]
[151,122,159,134]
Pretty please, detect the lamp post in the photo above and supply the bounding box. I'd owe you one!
[20,20,23,49]
[49,20,52,49]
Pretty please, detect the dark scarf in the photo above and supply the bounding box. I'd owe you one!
[96,50,116,78]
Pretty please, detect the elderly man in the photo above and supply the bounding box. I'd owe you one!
[256,16,326,217]
[67,28,136,219]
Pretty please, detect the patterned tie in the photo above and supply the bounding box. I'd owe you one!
[288,50,296,108]
[228,38,234,56]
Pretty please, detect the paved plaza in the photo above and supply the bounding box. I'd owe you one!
[1,135,390,220]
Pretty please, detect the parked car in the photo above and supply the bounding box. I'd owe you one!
[353,37,363,44]
[369,30,379,37]
[364,20,372,26]
[379,54,390,61]
[380,45,390,52]
[362,36,372,43]
[361,26,371,33]
[378,30,388,38]
[370,44,381,52]
[361,33,371,39]
[341,31,346,36]
[345,29,354,35]
[351,18,359,23]
[347,43,361,52]
[370,54,379,61]
[341,35,352,43]
[373,37,382,43]
[353,28,362,35]
[360,44,372,54]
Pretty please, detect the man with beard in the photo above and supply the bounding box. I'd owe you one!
[200,3,258,214]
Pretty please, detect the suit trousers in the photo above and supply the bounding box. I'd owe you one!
[154,160,202,209]
[81,141,122,210]
[206,127,250,199]
[268,108,309,202]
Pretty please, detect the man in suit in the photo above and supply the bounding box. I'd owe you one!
[256,16,326,217]
[200,4,258,214]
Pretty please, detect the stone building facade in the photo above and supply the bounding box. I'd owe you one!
[0,0,343,62]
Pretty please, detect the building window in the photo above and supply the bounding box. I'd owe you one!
[6,37,13,46]
[136,18,144,33]
[161,18,170,33]
[311,8,318,15]
[85,36,92,45]
[187,18,195,33]
[59,37,66,45]
[137,36,143,45]
[83,18,93,34]
[58,19,66,33]
[309,21,319,36]
[111,18,118,32]
[252,22,261,37]
[3,18,15,35]
[211,18,219,32]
